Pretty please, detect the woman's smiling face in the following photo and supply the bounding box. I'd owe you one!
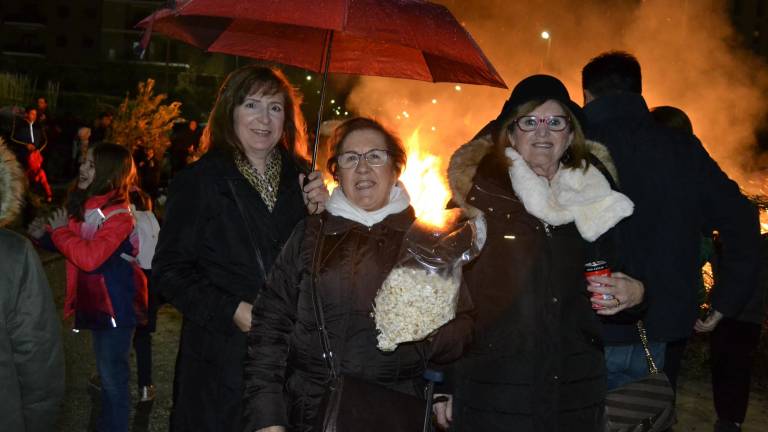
[507,99,573,179]
[337,128,397,212]
[233,90,286,160]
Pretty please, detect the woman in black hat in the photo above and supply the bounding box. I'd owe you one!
[436,75,645,431]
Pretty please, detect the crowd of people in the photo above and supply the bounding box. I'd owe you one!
[0,50,764,432]
[0,98,203,212]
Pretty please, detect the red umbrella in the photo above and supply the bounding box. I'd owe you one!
[137,0,506,167]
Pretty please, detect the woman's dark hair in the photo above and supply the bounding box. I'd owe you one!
[67,142,136,221]
[582,51,642,98]
[201,65,308,160]
[497,99,590,171]
[326,117,407,180]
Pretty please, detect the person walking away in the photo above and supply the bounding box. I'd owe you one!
[129,187,161,403]
[90,112,113,144]
[10,106,51,202]
[581,51,760,392]
[71,127,91,178]
[650,105,767,432]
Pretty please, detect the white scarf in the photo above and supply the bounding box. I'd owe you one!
[505,147,634,242]
[326,182,411,227]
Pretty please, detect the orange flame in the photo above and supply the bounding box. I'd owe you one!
[398,129,451,227]
[761,208,768,235]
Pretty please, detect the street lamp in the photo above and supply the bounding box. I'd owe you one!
[539,30,552,71]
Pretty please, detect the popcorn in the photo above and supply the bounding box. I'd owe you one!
[374,266,460,352]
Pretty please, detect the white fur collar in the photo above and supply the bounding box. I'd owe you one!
[505,148,633,241]
[326,182,411,227]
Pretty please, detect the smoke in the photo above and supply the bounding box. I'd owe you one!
[344,0,768,194]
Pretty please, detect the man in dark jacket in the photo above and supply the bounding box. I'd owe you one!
[580,51,761,391]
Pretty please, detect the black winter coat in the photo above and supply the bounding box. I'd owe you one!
[445,138,609,432]
[152,148,308,432]
[584,94,761,343]
[242,209,474,432]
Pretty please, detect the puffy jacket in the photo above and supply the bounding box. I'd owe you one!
[50,192,147,329]
[0,230,65,432]
[243,209,474,432]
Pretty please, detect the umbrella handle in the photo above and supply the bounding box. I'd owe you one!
[310,30,334,171]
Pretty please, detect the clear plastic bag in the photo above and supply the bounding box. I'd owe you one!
[374,208,486,351]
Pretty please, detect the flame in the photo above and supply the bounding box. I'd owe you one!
[761,208,768,235]
[399,129,451,227]
[701,262,714,293]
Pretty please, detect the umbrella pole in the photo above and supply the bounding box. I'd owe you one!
[310,30,334,171]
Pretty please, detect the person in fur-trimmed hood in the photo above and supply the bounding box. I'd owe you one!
[432,75,644,432]
[0,138,65,432]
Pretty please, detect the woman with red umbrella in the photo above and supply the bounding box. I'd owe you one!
[152,65,328,432]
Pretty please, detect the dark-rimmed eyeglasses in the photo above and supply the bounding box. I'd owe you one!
[336,149,391,169]
[512,115,570,132]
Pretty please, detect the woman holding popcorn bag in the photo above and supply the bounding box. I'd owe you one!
[242,117,476,432]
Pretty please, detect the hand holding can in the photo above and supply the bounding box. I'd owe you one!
[585,261,614,310]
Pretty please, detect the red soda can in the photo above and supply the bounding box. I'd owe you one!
[584,260,613,310]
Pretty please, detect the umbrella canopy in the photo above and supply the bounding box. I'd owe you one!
[137,0,506,88]
[137,0,506,167]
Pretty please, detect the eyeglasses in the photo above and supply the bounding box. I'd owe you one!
[336,149,391,169]
[512,115,570,132]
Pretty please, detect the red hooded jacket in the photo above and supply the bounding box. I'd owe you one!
[51,192,147,329]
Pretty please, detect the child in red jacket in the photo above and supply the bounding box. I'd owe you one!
[32,143,147,432]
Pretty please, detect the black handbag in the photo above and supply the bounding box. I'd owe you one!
[309,217,428,432]
[605,321,676,432]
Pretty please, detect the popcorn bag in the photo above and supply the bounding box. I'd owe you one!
[374,209,486,351]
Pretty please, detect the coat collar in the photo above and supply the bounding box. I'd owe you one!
[201,146,306,180]
[323,206,416,235]
[583,93,651,126]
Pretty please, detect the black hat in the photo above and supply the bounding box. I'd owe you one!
[495,74,586,131]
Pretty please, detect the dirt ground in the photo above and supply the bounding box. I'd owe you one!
[43,255,767,431]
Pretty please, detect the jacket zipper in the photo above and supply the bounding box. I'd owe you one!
[473,184,518,203]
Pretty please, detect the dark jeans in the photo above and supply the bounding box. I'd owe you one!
[92,326,135,432]
[604,341,666,390]
[133,328,153,387]
[134,268,157,387]
[710,317,763,424]
[663,338,688,392]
